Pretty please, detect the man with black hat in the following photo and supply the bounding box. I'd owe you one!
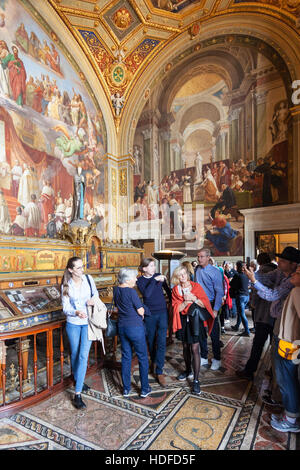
[244,247,300,316]
[243,246,300,405]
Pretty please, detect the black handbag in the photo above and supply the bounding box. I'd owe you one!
[106,314,118,338]
[106,298,118,338]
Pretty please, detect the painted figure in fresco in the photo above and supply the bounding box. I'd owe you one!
[201,168,220,202]
[6,46,27,106]
[0,189,10,233]
[23,194,41,237]
[0,40,10,96]
[15,23,29,53]
[11,206,25,236]
[46,43,61,74]
[210,184,237,219]
[55,197,66,232]
[205,213,239,255]
[269,100,290,143]
[46,213,57,238]
[183,174,192,204]
[39,180,55,229]
[194,152,203,183]
[18,163,35,207]
[70,91,80,126]
[111,92,124,116]
[54,126,87,172]
[133,145,142,174]
[11,159,23,199]
[72,165,85,221]
[28,31,41,60]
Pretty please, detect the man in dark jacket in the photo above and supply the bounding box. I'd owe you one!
[236,253,277,380]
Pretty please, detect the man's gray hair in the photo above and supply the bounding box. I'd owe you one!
[118,268,138,284]
[198,247,211,257]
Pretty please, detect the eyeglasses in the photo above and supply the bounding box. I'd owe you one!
[74,265,84,270]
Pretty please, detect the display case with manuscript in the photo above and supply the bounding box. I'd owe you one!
[0,231,143,417]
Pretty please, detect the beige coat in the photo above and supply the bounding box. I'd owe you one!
[279,287,300,343]
[87,296,107,354]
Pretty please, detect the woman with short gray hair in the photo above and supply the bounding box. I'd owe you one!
[113,268,151,398]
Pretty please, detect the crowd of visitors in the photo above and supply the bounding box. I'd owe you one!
[61,246,300,434]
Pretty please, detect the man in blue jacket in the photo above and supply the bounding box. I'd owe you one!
[195,248,224,370]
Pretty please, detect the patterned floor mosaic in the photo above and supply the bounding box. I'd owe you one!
[0,319,299,451]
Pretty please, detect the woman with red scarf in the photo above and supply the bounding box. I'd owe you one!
[171,265,214,395]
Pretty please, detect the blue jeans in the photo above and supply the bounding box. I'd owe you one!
[199,314,221,361]
[274,336,300,418]
[231,298,237,318]
[118,325,149,393]
[144,312,168,375]
[66,323,92,394]
[235,295,250,334]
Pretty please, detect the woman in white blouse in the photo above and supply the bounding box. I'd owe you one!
[61,257,98,409]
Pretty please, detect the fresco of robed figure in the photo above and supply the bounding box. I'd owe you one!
[0,0,107,240]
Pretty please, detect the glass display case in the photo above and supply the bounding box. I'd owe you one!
[0,277,64,333]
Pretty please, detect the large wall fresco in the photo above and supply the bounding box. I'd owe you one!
[0,0,107,239]
[132,56,290,258]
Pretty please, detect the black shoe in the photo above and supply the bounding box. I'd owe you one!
[231,325,239,331]
[177,371,194,381]
[73,394,87,409]
[261,393,282,406]
[238,331,251,337]
[192,380,201,395]
[82,383,90,392]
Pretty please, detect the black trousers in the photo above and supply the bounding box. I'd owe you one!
[244,322,273,374]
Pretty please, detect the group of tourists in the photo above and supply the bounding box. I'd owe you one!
[60,246,300,434]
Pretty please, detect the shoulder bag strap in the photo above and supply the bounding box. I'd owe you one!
[86,274,93,298]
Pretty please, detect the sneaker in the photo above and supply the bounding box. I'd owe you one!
[73,394,87,410]
[200,358,209,366]
[221,327,226,334]
[140,386,152,398]
[238,331,251,337]
[177,371,193,381]
[231,325,239,331]
[192,380,201,395]
[270,413,283,422]
[123,389,130,397]
[210,359,221,371]
[270,416,300,433]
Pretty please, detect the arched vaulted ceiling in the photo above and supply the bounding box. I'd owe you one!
[155,49,247,115]
[180,102,221,134]
[40,0,299,120]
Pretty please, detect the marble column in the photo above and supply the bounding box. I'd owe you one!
[251,89,257,161]
[229,109,241,161]
[256,91,268,160]
[160,130,171,176]
[142,128,151,183]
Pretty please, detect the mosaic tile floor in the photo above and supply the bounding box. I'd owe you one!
[0,320,299,451]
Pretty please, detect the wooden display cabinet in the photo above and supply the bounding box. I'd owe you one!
[0,232,143,417]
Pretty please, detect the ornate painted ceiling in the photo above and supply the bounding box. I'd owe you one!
[44,0,299,124]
